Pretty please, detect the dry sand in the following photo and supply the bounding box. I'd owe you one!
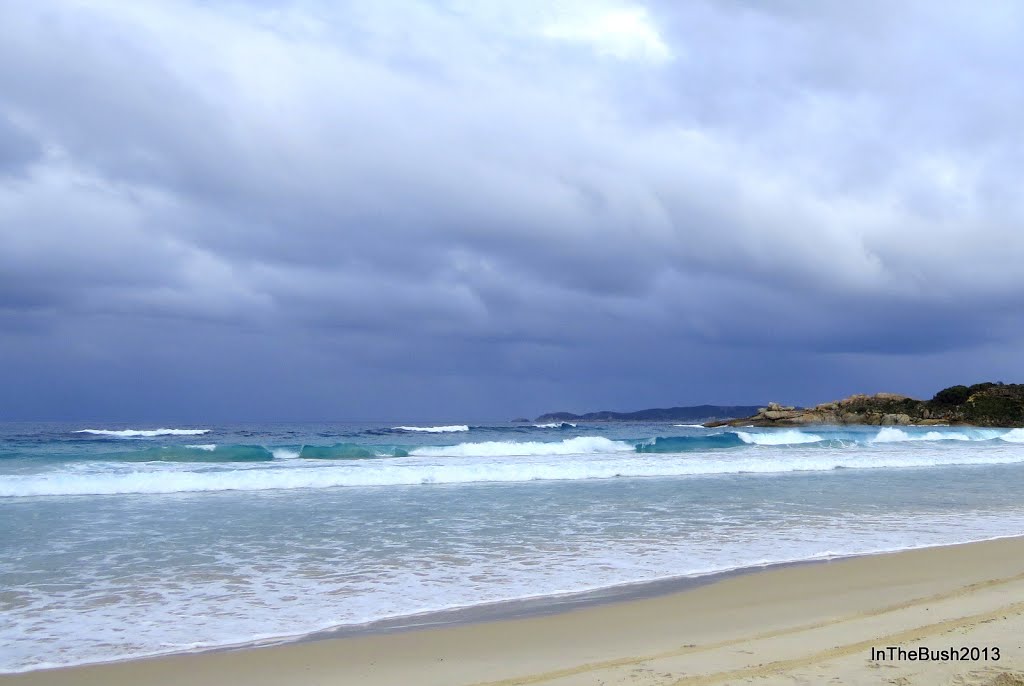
[5,537,1024,686]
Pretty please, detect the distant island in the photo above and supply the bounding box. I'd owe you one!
[533,404,762,423]
[706,382,1024,427]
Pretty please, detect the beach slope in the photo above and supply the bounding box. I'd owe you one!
[5,537,1024,686]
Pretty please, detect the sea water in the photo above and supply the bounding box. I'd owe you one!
[2,421,1024,671]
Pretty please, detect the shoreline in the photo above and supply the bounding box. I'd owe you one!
[5,536,1016,674]
[1,548,820,674]
[292,533,1024,641]
[7,535,1024,685]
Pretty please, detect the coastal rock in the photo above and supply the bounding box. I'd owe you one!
[762,410,802,420]
[705,382,1024,427]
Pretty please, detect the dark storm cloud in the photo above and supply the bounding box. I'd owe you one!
[2,0,1024,420]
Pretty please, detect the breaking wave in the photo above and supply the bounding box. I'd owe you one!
[871,428,1007,443]
[75,429,211,438]
[6,447,1024,497]
[150,445,272,462]
[392,425,469,433]
[299,444,408,459]
[410,436,633,458]
[533,422,577,429]
[735,430,824,445]
[1000,428,1024,443]
[636,434,745,452]
[64,445,278,463]
[11,425,1024,498]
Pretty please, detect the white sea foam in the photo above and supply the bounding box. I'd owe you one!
[998,428,1024,442]
[673,424,706,428]
[870,428,1007,443]
[409,436,633,457]
[533,422,577,428]
[392,425,470,433]
[75,428,210,437]
[6,444,1024,497]
[6,503,1024,674]
[13,420,1024,674]
[735,430,824,445]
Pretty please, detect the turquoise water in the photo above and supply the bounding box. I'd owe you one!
[2,421,1024,671]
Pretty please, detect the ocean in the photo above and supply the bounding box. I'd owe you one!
[3,420,1024,672]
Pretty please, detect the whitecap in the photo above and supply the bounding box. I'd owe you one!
[76,429,211,438]
[410,436,633,457]
[6,446,1024,497]
[392,425,470,433]
[870,428,993,443]
[999,428,1024,443]
[734,430,823,445]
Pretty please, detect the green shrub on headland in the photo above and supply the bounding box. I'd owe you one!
[930,385,970,406]
[714,382,1024,427]
[927,382,1024,426]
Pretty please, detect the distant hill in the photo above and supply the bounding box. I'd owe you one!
[706,382,1024,427]
[534,405,763,423]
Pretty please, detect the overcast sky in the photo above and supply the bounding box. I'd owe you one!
[2,1,1024,421]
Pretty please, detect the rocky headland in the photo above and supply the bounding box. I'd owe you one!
[705,382,1024,428]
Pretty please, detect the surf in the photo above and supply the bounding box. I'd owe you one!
[6,447,1024,496]
[75,428,211,438]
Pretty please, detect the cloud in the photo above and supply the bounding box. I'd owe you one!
[1,0,1023,419]
[541,5,672,63]
[0,112,42,176]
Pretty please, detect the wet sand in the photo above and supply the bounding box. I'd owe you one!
[5,537,1024,686]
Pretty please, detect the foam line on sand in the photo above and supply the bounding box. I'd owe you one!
[5,537,1024,686]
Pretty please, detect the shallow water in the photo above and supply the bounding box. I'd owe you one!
[2,421,1023,671]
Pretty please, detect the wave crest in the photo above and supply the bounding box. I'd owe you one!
[392,425,469,433]
[75,429,210,438]
[299,444,407,459]
[635,434,745,452]
[1000,428,1024,443]
[870,428,1009,443]
[410,436,633,458]
[7,448,1024,497]
[735,430,824,445]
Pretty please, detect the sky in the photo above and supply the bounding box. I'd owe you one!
[2,1,1024,421]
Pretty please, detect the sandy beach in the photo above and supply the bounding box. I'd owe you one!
[6,0,1024,682]
[4,536,1023,686]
